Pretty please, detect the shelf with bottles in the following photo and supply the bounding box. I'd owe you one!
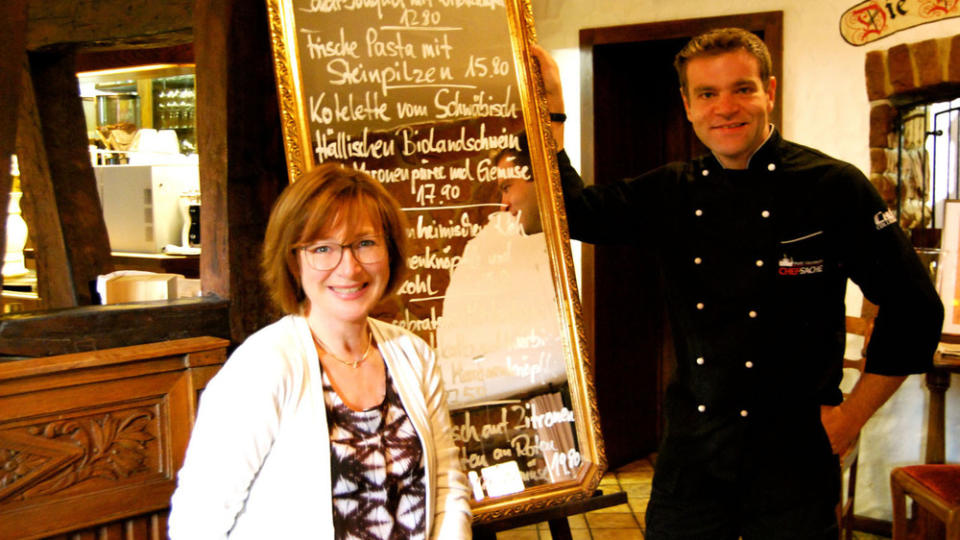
[153,75,195,133]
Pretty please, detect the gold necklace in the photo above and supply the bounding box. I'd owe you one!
[312,326,373,369]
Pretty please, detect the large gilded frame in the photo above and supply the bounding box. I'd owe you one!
[264,0,606,522]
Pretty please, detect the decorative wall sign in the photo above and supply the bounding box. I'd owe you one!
[265,0,607,522]
[840,0,960,45]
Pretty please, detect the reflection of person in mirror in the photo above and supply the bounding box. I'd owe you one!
[168,163,472,539]
[495,135,542,235]
[437,134,567,410]
[533,28,942,539]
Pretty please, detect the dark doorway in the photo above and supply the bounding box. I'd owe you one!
[577,12,783,469]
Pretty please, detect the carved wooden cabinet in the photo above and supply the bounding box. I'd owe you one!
[0,336,228,540]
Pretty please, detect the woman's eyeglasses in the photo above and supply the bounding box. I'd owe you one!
[297,236,387,271]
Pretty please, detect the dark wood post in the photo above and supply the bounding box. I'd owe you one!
[0,0,28,305]
[194,0,287,343]
[16,55,78,309]
[28,46,114,305]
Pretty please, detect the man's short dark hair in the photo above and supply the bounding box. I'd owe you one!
[674,28,772,96]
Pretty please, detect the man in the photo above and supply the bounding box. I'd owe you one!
[494,137,542,235]
[532,28,943,538]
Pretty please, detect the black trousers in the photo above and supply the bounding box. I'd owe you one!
[644,477,840,540]
[645,412,841,539]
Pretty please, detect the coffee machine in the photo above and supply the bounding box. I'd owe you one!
[179,190,201,248]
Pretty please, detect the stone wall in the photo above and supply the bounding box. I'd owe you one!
[865,35,960,231]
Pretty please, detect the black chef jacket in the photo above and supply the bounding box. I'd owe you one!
[558,128,943,498]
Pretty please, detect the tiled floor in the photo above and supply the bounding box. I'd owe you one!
[493,457,891,540]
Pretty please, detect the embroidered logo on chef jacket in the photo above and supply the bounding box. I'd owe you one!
[778,231,824,276]
[778,256,824,276]
[874,209,897,230]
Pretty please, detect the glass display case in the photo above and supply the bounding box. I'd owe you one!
[78,64,196,163]
[152,74,196,153]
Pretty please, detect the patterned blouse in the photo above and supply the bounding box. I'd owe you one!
[322,365,427,540]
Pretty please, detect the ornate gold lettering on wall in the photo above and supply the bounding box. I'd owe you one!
[841,0,960,45]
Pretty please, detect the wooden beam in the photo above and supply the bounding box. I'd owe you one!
[194,0,286,343]
[75,43,194,72]
[0,0,28,305]
[0,296,230,357]
[27,0,193,52]
[28,46,113,305]
[16,55,77,309]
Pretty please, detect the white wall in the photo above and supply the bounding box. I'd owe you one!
[530,0,960,520]
[532,0,955,174]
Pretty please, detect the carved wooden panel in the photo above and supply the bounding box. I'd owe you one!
[1,403,164,504]
[0,336,227,540]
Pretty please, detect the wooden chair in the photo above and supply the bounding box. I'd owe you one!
[837,301,876,540]
[890,464,960,539]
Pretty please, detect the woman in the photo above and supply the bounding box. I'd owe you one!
[168,163,472,539]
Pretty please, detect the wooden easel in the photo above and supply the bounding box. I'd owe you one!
[472,490,628,540]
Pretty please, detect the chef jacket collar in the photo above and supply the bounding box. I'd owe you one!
[745,124,779,171]
[703,124,780,172]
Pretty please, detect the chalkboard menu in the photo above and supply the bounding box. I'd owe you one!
[266,0,605,521]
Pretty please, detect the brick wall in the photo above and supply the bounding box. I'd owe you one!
[864,35,960,231]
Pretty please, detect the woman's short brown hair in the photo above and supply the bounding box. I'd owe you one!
[261,163,408,315]
[674,27,772,96]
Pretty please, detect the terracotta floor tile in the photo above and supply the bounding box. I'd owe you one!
[614,470,653,484]
[533,515,588,532]
[627,496,649,514]
[495,529,540,540]
[590,528,645,539]
[569,530,593,540]
[612,458,654,473]
[599,475,621,487]
[621,482,650,499]
[585,502,632,515]
[540,529,594,540]
[585,512,641,529]
[567,514,588,529]
[634,509,647,530]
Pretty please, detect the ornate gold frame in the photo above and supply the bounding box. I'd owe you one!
[264,0,606,522]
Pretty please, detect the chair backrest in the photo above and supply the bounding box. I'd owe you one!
[838,298,878,539]
[843,298,878,389]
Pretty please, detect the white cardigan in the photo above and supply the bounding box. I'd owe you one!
[168,315,472,539]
